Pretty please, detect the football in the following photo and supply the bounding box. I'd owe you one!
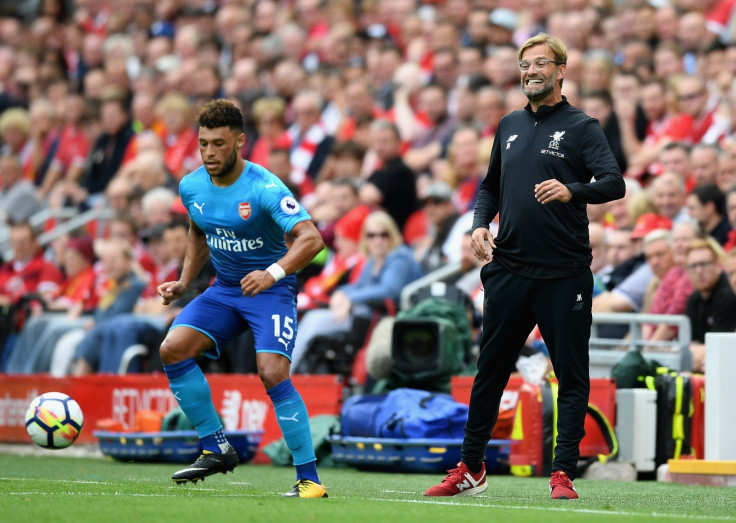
[24,392,84,449]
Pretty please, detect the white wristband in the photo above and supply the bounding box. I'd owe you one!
[266,263,286,282]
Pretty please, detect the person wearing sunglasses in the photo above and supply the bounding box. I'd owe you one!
[424,33,625,500]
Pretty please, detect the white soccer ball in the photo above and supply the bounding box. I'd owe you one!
[25,392,84,449]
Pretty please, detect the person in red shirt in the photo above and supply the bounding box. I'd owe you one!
[336,78,386,142]
[39,235,99,313]
[643,220,701,342]
[0,222,64,361]
[246,97,291,169]
[619,78,693,179]
[39,91,92,201]
[446,125,485,214]
[3,234,98,373]
[297,204,368,312]
[476,86,506,140]
[155,93,200,180]
[0,221,63,305]
[105,212,156,285]
[676,75,729,145]
[659,142,697,194]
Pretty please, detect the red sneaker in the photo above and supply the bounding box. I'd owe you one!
[549,470,578,499]
[424,462,487,497]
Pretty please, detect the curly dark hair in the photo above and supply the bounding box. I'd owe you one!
[198,99,244,132]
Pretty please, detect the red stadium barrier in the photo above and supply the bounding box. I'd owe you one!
[0,373,345,463]
[1,373,615,465]
[689,374,706,459]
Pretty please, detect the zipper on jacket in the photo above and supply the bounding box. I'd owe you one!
[527,121,538,147]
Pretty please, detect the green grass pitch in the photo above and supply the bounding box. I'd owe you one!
[1,451,735,523]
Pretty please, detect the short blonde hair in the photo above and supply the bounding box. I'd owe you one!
[155,93,192,118]
[359,210,402,256]
[628,190,657,225]
[685,237,725,263]
[252,97,286,122]
[0,107,30,136]
[518,32,568,64]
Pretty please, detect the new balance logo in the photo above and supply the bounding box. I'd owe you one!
[193,202,206,214]
[279,412,299,422]
[456,472,483,492]
[506,134,518,149]
[572,293,584,311]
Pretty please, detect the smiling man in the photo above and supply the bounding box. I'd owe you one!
[424,33,625,500]
[156,99,327,498]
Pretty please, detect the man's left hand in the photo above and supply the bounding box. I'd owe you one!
[535,180,572,205]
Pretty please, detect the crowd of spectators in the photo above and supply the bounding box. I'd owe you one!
[2,0,736,378]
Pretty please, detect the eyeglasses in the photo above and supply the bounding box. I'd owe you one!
[518,58,564,72]
[678,91,705,102]
[366,231,390,239]
[685,260,715,272]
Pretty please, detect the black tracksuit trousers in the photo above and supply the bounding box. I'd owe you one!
[461,261,593,480]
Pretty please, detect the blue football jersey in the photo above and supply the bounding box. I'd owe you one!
[179,162,312,286]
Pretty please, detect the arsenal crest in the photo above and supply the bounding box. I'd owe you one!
[239,202,252,220]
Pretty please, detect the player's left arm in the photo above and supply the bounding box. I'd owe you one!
[240,220,325,297]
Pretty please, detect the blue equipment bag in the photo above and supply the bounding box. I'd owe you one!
[339,393,388,437]
[341,388,468,440]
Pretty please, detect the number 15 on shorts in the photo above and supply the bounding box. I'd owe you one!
[271,314,294,351]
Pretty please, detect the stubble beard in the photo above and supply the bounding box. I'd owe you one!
[522,75,556,102]
[207,146,239,178]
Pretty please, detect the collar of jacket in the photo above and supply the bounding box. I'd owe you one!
[524,95,570,119]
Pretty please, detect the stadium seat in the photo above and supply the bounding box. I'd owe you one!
[50,329,86,377]
[118,344,149,374]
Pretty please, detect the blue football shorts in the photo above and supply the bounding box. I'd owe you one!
[170,278,299,360]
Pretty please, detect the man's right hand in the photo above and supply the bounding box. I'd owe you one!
[157,281,187,306]
[471,227,496,262]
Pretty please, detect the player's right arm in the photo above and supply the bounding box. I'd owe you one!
[157,218,210,305]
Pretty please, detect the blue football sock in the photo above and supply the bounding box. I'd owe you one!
[295,460,319,483]
[163,359,224,450]
[200,429,230,454]
[267,379,319,482]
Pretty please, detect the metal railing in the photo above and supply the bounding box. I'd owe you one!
[399,262,463,311]
[36,206,115,246]
[2,206,115,261]
[28,207,80,230]
[399,275,693,378]
[590,312,692,376]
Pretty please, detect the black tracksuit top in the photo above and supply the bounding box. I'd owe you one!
[472,97,626,279]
